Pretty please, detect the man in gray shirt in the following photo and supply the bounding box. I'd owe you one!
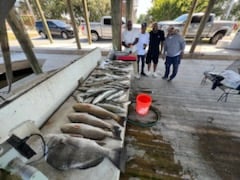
[162,26,185,81]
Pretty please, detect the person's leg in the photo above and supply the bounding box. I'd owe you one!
[169,55,180,80]
[137,55,140,74]
[163,56,171,79]
[152,54,159,77]
[146,53,151,74]
[140,55,146,75]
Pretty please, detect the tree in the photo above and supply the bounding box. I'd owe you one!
[29,0,111,21]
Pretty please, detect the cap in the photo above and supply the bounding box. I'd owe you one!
[141,22,147,27]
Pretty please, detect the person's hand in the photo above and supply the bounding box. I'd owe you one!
[127,43,132,48]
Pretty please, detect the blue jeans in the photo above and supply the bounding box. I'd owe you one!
[163,55,181,80]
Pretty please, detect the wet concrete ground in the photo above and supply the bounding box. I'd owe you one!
[120,59,240,179]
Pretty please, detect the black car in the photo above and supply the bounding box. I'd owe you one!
[35,19,74,39]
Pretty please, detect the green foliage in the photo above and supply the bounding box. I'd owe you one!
[30,0,110,21]
[86,0,111,21]
[148,0,240,22]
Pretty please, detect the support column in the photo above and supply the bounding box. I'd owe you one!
[0,22,13,92]
[111,0,122,51]
[66,0,81,49]
[189,0,217,53]
[7,8,42,74]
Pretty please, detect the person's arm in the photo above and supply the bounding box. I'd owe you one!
[132,37,139,46]
[122,41,128,48]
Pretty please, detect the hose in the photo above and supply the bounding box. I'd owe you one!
[127,104,161,128]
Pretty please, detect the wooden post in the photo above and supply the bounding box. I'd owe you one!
[34,0,53,43]
[182,0,198,37]
[0,22,13,92]
[126,0,133,22]
[0,0,15,27]
[82,0,92,44]
[111,0,122,51]
[7,8,42,74]
[189,0,217,53]
[66,0,81,49]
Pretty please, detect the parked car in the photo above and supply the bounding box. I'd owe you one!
[35,19,74,39]
[81,16,141,41]
[158,13,237,44]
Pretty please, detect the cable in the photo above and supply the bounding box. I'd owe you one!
[127,104,161,128]
[25,133,48,165]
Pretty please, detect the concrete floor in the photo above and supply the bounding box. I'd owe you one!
[121,59,240,179]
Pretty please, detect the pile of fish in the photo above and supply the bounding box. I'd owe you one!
[44,59,133,171]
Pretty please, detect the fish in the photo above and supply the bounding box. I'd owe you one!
[44,134,121,170]
[68,112,121,134]
[106,90,125,101]
[96,103,126,114]
[92,89,118,104]
[73,103,125,126]
[61,123,121,140]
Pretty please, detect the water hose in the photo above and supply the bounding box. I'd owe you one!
[127,104,161,128]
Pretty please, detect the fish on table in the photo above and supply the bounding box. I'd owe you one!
[44,134,122,170]
[73,103,125,126]
[61,123,121,140]
[68,112,121,134]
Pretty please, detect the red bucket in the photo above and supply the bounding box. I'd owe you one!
[136,93,152,115]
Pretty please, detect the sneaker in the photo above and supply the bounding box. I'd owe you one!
[167,78,173,81]
[146,72,152,76]
[162,76,168,80]
[153,72,158,78]
[135,74,140,79]
[141,72,147,76]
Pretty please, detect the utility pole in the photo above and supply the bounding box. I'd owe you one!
[189,0,217,53]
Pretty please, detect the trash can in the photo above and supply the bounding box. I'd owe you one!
[136,93,152,115]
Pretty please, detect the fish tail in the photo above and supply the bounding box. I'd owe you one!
[116,116,125,127]
[113,126,122,140]
[109,148,122,171]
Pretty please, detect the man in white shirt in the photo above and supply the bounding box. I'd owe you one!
[122,20,139,78]
[136,22,149,77]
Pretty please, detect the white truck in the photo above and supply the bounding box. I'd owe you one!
[81,16,125,41]
[158,12,237,44]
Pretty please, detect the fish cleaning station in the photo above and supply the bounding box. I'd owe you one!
[0,48,133,179]
[1,0,240,179]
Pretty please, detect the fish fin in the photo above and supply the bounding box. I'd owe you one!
[113,126,122,140]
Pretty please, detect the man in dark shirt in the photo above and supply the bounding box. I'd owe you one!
[146,22,165,77]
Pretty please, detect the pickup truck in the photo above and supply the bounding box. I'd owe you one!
[81,16,126,41]
[158,13,237,44]
[81,16,140,41]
